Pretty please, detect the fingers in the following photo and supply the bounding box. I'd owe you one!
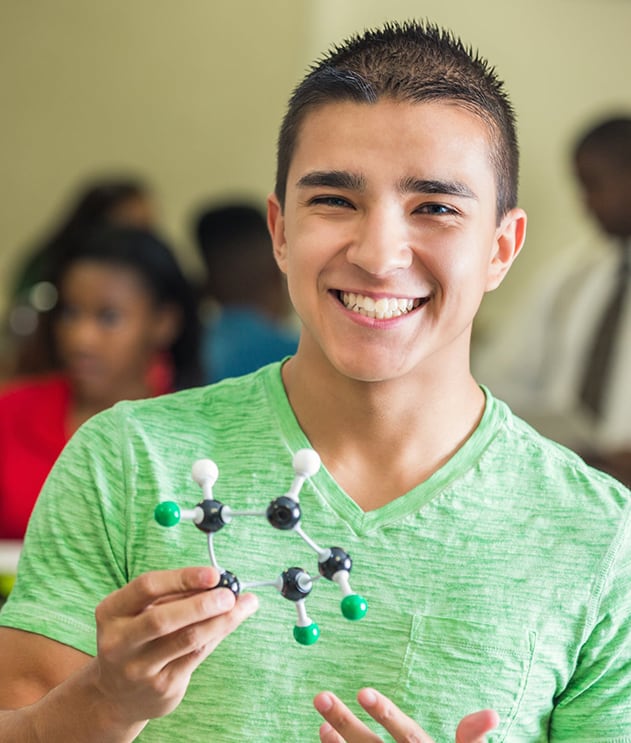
[314,691,383,742]
[96,568,231,651]
[92,569,259,723]
[319,721,346,743]
[96,567,259,669]
[101,567,220,617]
[315,688,494,743]
[455,709,499,743]
[128,584,237,648]
[357,688,435,743]
[135,592,259,674]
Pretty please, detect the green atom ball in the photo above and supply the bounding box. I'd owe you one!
[154,501,181,527]
[341,594,368,620]
[293,623,320,646]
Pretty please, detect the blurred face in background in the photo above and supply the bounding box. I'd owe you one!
[574,149,631,238]
[54,260,171,405]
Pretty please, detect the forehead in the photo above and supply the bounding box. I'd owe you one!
[60,260,150,302]
[288,98,495,191]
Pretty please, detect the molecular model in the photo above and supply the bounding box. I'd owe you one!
[154,449,367,645]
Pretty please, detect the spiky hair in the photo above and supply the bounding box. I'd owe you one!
[275,20,519,220]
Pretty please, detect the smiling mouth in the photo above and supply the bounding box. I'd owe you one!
[338,291,427,319]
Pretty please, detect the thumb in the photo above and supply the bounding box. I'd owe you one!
[455,709,500,743]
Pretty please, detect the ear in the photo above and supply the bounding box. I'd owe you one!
[267,193,288,275]
[152,304,181,349]
[485,207,527,292]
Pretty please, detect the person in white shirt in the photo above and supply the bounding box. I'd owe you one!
[473,115,631,485]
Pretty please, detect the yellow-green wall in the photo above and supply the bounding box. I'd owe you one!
[2,0,631,336]
[0,0,307,307]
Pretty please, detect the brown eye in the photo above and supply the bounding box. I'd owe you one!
[97,308,122,327]
[310,196,353,208]
[415,203,455,215]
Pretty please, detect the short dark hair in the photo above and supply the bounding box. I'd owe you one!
[574,115,631,168]
[274,20,519,221]
[192,201,280,305]
[194,203,269,263]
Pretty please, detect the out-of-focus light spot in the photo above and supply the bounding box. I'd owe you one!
[29,282,58,312]
[9,306,38,336]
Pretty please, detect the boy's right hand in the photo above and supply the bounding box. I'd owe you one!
[92,566,258,725]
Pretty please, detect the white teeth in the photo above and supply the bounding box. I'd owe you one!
[340,292,423,319]
[374,298,388,315]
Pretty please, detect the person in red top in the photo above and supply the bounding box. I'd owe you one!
[0,226,201,539]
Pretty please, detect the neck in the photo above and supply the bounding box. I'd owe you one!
[281,349,485,510]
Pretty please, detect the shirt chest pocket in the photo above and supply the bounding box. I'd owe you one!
[395,615,537,743]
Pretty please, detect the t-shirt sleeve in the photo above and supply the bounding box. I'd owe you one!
[0,406,131,656]
[550,504,631,742]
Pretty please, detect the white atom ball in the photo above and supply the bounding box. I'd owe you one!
[293,449,321,477]
[191,459,219,486]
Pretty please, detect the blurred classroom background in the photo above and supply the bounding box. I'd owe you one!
[2,0,631,349]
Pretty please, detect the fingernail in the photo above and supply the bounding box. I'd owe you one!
[240,592,259,615]
[215,589,235,610]
[199,567,217,586]
[314,693,333,713]
[361,688,378,707]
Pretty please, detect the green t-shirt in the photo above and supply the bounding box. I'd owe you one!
[2,363,630,742]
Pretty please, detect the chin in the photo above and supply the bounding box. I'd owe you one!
[70,378,108,400]
[329,354,413,385]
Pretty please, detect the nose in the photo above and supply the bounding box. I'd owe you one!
[345,205,413,277]
[58,315,101,353]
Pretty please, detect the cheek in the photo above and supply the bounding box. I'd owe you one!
[424,239,480,286]
[108,320,156,356]
[426,240,495,307]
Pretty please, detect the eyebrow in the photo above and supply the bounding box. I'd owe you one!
[296,170,366,191]
[296,170,477,200]
[399,176,477,200]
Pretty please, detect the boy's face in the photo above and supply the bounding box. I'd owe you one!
[268,99,525,384]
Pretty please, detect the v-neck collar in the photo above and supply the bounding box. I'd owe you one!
[263,366,503,536]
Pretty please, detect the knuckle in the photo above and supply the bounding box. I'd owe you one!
[122,658,146,684]
[372,702,428,743]
[197,591,220,615]
[141,607,170,636]
[175,623,206,654]
[221,608,247,636]
[329,710,353,731]
[94,602,107,625]
[147,669,173,697]
[401,734,426,743]
[97,633,117,660]
[134,571,160,599]
[371,700,395,725]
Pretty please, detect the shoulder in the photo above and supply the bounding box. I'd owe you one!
[487,393,630,512]
[0,374,70,410]
[87,364,284,441]
[59,364,290,494]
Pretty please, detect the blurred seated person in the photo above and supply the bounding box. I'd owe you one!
[193,201,298,382]
[473,115,631,485]
[0,225,201,540]
[6,176,157,376]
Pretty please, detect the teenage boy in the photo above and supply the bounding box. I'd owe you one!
[1,21,629,743]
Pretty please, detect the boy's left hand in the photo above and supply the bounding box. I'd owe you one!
[314,688,499,743]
